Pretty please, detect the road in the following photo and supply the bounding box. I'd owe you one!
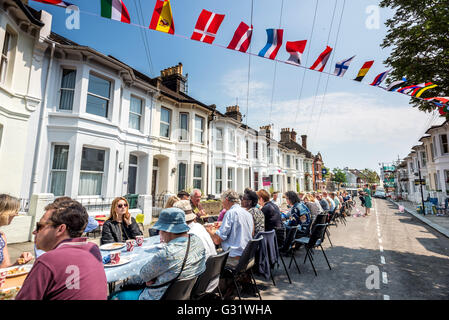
[255,198,449,300]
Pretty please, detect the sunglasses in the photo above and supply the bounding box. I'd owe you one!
[35,221,53,232]
[117,203,128,209]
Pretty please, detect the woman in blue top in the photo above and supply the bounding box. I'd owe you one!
[0,194,34,268]
[284,191,311,238]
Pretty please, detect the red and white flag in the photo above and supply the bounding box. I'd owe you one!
[286,40,307,66]
[310,46,333,72]
[191,9,225,44]
[227,22,253,53]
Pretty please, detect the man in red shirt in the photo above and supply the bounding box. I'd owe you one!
[16,200,108,300]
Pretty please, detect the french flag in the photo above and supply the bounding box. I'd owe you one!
[32,0,73,7]
[370,69,391,86]
[258,29,283,60]
[310,46,333,72]
[227,22,253,53]
[285,40,307,66]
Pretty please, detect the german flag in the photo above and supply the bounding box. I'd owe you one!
[354,61,374,82]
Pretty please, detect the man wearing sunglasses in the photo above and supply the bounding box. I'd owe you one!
[15,200,107,300]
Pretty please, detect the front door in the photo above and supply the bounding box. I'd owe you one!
[151,169,158,206]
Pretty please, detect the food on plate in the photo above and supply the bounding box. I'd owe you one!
[110,243,124,248]
[17,258,26,265]
[6,267,26,276]
[0,286,21,300]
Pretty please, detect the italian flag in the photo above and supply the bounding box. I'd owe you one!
[101,0,131,24]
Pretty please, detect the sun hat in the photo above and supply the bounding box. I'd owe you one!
[172,200,196,222]
[152,208,190,233]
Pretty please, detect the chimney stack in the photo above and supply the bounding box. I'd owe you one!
[280,128,291,143]
[225,105,242,122]
[290,129,297,143]
[301,135,307,149]
[160,63,186,93]
[260,125,272,139]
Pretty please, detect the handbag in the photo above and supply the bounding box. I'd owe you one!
[117,235,191,292]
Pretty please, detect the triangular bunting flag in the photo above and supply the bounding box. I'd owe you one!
[285,40,307,66]
[149,0,174,34]
[101,0,131,24]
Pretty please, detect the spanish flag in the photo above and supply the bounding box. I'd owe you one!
[149,0,175,34]
[354,61,374,82]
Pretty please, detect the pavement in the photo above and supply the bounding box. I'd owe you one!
[5,199,449,300]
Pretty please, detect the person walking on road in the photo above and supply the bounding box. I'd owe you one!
[363,184,372,216]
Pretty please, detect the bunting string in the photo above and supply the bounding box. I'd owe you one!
[32,0,448,114]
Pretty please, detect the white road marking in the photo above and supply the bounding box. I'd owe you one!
[380,245,383,252]
[381,256,386,264]
[378,238,382,243]
[384,295,390,300]
[382,272,388,284]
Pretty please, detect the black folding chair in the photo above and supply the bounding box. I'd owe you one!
[294,224,332,276]
[224,237,263,301]
[281,226,301,275]
[191,250,230,300]
[159,276,199,300]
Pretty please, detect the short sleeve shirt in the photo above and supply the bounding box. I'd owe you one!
[215,204,254,257]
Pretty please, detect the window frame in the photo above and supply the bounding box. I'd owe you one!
[253,142,258,159]
[179,112,189,141]
[59,68,77,111]
[160,106,172,139]
[440,134,448,154]
[0,30,11,84]
[49,144,69,197]
[228,130,235,153]
[195,114,205,144]
[86,72,111,118]
[78,147,106,196]
[216,167,223,195]
[193,163,203,190]
[128,95,144,131]
[216,128,223,151]
[177,162,187,192]
[227,167,234,189]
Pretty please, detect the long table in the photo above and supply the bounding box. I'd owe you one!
[101,236,161,284]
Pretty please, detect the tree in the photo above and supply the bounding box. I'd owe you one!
[332,168,347,184]
[361,169,380,184]
[380,0,449,113]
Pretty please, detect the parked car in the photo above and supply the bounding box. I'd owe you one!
[374,190,386,199]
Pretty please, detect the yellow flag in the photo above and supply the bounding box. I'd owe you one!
[149,0,174,34]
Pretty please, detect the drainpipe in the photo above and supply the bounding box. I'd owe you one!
[29,41,55,199]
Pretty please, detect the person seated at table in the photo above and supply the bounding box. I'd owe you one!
[0,194,34,268]
[317,194,330,211]
[172,200,217,259]
[284,191,311,238]
[110,208,206,300]
[241,188,265,235]
[205,190,253,267]
[16,200,107,300]
[257,189,282,232]
[165,195,180,208]
[177,191,190,201]
[100,197,142,245]
[190,189,206,219]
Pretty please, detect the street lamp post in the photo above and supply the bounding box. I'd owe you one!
[417,160,426,216]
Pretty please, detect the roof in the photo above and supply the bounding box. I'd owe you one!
[425,120,448,135]
[13,0,44,27]
[279,140,314,159]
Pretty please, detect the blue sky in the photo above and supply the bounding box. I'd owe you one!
[29,0,443,172]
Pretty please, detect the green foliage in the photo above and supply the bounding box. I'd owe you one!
[331,168,347,184]
[361,169,380,184]
[380,0,449,113]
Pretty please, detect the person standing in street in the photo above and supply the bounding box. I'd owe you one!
[363,184,373,216]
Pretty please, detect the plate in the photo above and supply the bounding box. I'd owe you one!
[2,265,32,278]
[99,243,126,251]
[104,257,132,268]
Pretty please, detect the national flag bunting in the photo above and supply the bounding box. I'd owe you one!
[258,29,284,60]
[370,69,391,86]
[398,82,429,95]
[227,22,253,53]
[334,56,355,77]
[414,83,437,97]
[354,61,374,82]
[385,79,406,92]
[191,9,225,44]
[285,40,307,66]
[310,46,333,72]
[101,0,131,24]
[149,0,174,34]
[32,0,73,7]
